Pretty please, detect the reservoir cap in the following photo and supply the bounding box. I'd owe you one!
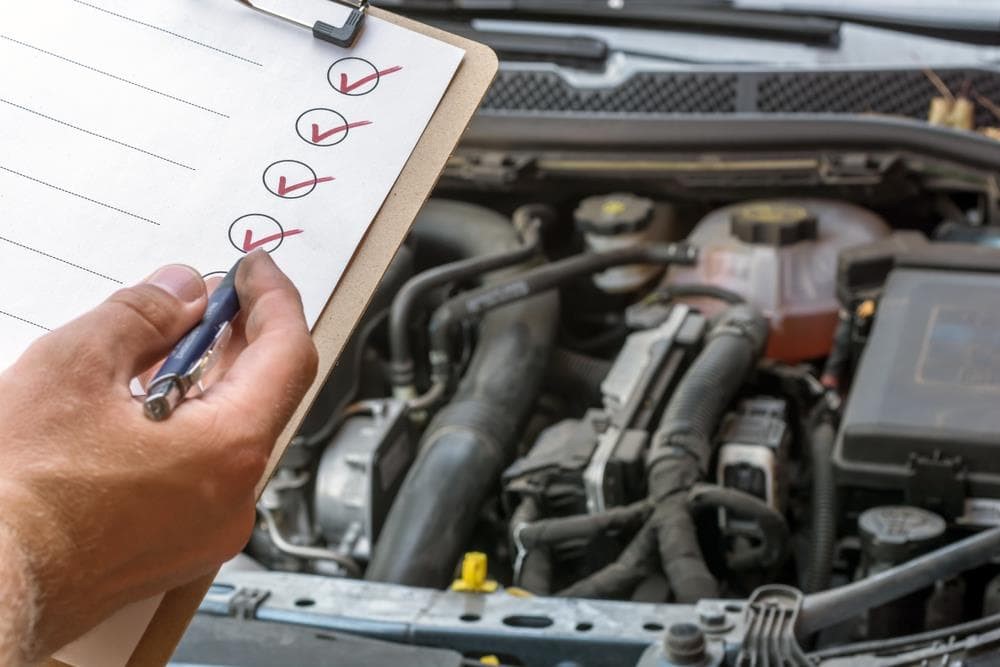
[859,505,946,565]
[575,193,655,236]
[731,202,818,246]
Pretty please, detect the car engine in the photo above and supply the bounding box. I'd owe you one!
[228,160,1000,663]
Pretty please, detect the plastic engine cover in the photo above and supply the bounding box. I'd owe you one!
[834,268,1000,504]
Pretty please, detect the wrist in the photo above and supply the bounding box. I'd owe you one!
[0,520,40,666]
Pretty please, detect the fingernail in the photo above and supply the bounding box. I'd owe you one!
[247,249,276,268]
[242,249,278,277]
[146,265,204,303]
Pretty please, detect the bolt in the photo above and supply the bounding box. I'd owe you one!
[699,608,726,629]
[665,622,706,665]
[591,414,610,433]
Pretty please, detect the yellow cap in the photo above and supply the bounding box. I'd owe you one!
[451,552,499,593]
[857,299,876,319]
[601,199,627,216]
[480,656,501,666]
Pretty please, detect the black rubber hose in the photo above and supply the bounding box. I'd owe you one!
[648,305,770,471]
[558,307,768,602]
[799,526,1000,636]
[408,199,531,267]
[687,484,790,571]
[646,305,770,603]
[804,420,837,593]
[820,311,851,388]
[545,347,613,403]
[426,243,697,382]
[653,283,746,305]
[510,497,552,595]
[388,203,547,389]
[366,206,559,588]
[293,245,414,442]
[517,501,651,549]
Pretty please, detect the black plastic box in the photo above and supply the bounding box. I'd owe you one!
[834,268,1000,499]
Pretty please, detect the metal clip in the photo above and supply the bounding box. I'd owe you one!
[235,0,369,48]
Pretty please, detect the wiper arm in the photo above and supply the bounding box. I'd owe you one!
[431,21,608,67]
[423,20,766,67]
[377,0,842,47]
[737,2,1000,46]
[800,8,999,47]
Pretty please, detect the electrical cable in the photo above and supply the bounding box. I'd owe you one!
[809,610,1000,659]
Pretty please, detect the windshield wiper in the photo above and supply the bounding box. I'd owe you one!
[428,21,609,67]
[791,8,1000,46]
[376,0,843,46]
[422,19,768,67]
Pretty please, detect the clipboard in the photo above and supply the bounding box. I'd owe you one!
[45,7,497,666]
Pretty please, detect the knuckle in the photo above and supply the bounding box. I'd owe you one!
[105,286,175,342]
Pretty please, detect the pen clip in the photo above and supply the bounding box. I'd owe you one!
[182,321,233,393]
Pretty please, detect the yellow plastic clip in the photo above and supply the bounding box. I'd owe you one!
[451,552,498,593]
[504,587,534,598]
[480,656,501,666]
[856,299,876,319]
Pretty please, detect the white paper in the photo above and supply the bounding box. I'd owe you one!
[0,0,463,664]
[0,0,464,370]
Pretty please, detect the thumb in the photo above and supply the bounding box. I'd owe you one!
[58,265,208,383]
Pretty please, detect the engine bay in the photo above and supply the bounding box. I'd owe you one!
[203,134,1000,665]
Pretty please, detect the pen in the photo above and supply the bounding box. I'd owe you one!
[143,260,243,421]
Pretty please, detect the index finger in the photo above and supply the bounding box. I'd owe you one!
[200,251,318,438]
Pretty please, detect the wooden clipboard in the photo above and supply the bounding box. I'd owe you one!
[47,9,497,666]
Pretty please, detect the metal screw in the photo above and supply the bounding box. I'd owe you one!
[665,622,706,665]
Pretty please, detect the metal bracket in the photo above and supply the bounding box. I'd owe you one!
[227,587,270,620]
[736,585,810,666]
[985,173,1000,226]
[905,451,967,520]
[445,153,537,185]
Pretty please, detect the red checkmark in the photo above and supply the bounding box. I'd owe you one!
[243,228,304,252]
[311,120,372,144]
[277,175,334,196]
[339,65,403,94]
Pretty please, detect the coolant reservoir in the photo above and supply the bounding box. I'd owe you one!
[576,193,673,294]
[667,199,889,362]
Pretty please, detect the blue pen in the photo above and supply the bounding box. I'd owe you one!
[143,259,243,421]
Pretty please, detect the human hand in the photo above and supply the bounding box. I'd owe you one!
[0,251,317,662]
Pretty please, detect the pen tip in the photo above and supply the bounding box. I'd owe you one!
[143,397,171,422]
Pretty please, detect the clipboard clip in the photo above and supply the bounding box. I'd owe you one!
[236,0,369,48]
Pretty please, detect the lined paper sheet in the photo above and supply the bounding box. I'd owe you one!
[0,0,464,664]
[0,0,463,371]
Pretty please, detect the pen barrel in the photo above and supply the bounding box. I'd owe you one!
[151,271,241,384]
